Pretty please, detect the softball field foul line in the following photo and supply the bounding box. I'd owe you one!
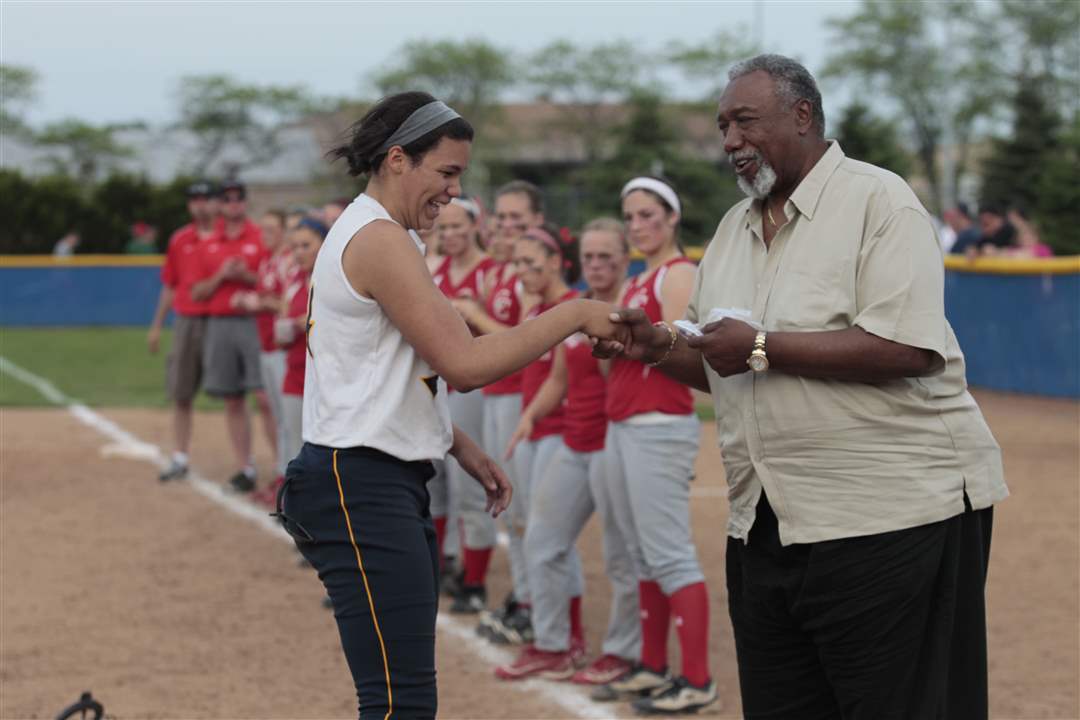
[0,355,620,720]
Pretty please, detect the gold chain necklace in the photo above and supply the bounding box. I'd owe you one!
[766,201,777,227]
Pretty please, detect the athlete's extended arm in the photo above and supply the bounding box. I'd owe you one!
[449,424,512,517]
[504,344,568,459]
[344,222,627,392]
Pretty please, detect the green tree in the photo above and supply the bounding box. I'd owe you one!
[1034,113,1080,254]
[525,39,650,163]
[834,102,913,178]
[823,0,1007,213]
[979,77,1060,213]
[665,29,760,104]
[177,74,319,176]
[371,39,515,134]
[35,119,134,184]
[998,0,1080,118]
[0,64,38,138]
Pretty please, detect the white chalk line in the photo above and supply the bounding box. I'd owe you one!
[0,355,621,720]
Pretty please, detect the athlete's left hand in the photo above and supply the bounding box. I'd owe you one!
[450,426,513,517]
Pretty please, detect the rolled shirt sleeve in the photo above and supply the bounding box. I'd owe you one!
[853,206,949,373]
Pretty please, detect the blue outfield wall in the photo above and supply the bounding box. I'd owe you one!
[1,254,1078,398]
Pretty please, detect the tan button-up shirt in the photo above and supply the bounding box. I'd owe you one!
[688,142,1008,545]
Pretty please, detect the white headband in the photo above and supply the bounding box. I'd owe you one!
[450,197,480,220]
[620,177,681,217]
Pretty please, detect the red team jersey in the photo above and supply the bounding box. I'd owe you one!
[432,254,495,303]
[254,251,298,352]
[606,257,695,422]
[160,224,215,316]
[483,264,526,396]
[282,275,310,396]
[562,332,607,453]
[522,289,578,441]
[197,218,267,316]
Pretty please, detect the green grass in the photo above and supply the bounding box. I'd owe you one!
[0,327,221,409]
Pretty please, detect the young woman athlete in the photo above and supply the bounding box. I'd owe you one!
[430,197,499,613]
[275,92,625,720]
[495,218,641,684]
[601,177,718,714]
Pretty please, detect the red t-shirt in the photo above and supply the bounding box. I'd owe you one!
[562,333,607,453]
[254,251,293,352]
[522,289,578,441]
[483,263,526,396]
[282,275,310,397]
[160,223,215,316]
[606,257,695,421]
[197,218,267,317]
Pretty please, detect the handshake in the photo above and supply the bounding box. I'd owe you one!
[578,299,763,376]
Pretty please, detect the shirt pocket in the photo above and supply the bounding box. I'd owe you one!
[768,252,854,331]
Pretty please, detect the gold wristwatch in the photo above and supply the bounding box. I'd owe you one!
[747,331,769,372]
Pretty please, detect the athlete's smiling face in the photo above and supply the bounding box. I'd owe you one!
[434,202,476,258]
[400,137,471,232]
[512,237,559,296]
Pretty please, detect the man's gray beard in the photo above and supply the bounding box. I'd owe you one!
[736,160,779,200]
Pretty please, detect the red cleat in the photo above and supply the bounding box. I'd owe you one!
[494,645,576,681]
[570,654,634,685]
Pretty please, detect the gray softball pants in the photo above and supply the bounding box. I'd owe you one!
[445,389,497,550]
[259,350,288,476]
[605,415,705,595]
[482,393,528,602]
[526,443,641,658]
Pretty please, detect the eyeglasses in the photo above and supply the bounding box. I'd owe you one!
[269,480,314,543]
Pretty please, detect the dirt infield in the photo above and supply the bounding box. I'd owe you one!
[1,390,1077,719]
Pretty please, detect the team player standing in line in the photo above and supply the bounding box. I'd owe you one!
[275,92,628,719]
[495,218,641,685]
[148,181,220,481]
[601,177,718,714]
[451,180,545,634]
[430,197,498,613]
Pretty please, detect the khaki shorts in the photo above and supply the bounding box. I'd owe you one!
[202,315,264,397]
[166,314,206,405]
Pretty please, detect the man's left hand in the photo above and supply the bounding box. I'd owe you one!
[686,318,758,376]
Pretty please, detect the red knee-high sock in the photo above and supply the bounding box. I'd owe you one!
[433,516,447,565]
[669,582,710,686]
[639,580,670,672]
[569,595,585,646]
[462,546,493,586]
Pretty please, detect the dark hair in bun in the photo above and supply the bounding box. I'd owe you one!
[328,91,474,177]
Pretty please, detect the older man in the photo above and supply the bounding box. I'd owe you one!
[602,54,1007,719]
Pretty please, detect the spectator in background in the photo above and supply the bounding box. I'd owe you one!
[976,205,1017,253]
[1001,208,1053,258]
[234,209,297,507]
[285,205,312,230]
[321,197,351,227]
[52,231,80,257]
[945,204,981,255]
[190,179,270,493]
[125,221,158,255]
[148,180,220,482]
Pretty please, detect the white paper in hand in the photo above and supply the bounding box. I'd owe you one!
[674,307,764,338]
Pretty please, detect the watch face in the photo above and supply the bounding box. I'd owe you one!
[749,354,769,372]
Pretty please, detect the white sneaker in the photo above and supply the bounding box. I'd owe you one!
[631,676,719,714]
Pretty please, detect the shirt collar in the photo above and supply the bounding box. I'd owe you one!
[788,140,844,221]
[740,140,845,228]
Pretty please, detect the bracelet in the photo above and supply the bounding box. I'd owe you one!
[646,321,678,367]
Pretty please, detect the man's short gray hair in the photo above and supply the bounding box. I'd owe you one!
[728,54,825,135]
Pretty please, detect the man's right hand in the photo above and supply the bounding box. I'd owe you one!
[592,308,667,362]
[147,326,161,354]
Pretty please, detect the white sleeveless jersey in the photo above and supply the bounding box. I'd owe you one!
[302,194,453,461]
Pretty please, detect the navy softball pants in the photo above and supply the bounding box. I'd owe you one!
[278,443,439,720]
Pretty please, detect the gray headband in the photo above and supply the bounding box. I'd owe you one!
[375,101,462,155]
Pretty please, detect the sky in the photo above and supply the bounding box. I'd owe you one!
[1,0,859,128]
